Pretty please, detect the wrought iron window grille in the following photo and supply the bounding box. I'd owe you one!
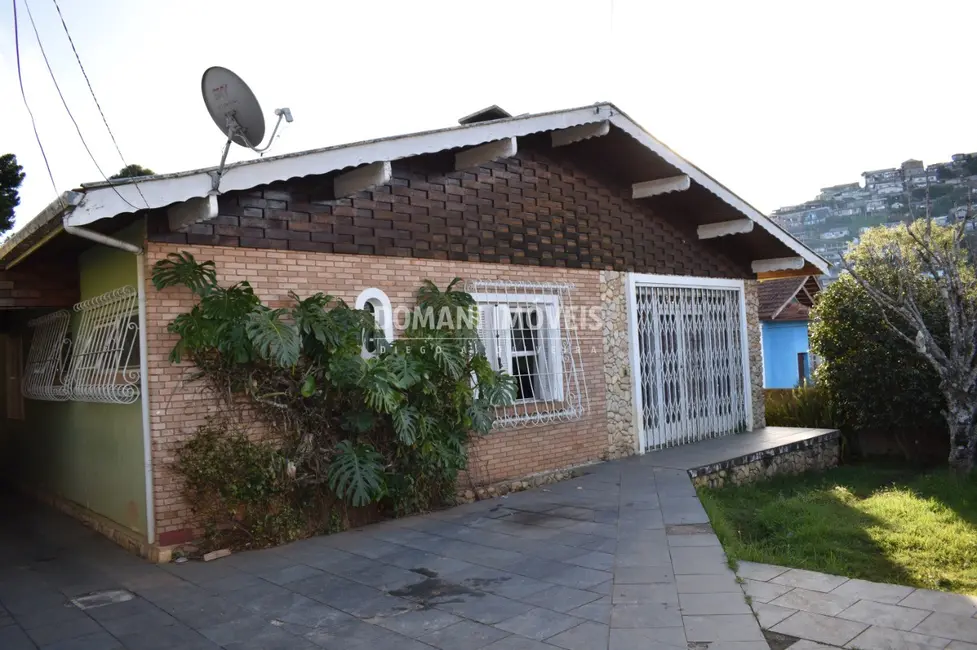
[22,310,72,401]
[62,286,141,405]
[468,280,588,428]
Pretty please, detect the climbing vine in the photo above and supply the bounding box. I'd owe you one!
[154,251,515,549]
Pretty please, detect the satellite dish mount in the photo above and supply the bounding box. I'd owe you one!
[201,66,294,192]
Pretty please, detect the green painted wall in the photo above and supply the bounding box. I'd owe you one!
[0,222,148,537]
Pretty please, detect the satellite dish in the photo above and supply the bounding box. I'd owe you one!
[200,66,294,191]
[201,66,266,147]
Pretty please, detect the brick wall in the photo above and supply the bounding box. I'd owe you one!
[0,267,78,309]
[144,243,607,544]
[148,148,747,279]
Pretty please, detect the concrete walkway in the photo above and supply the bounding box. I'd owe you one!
[739,561,977,650]
[0,451,766,650]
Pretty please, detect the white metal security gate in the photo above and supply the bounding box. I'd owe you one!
[627,274,752,451]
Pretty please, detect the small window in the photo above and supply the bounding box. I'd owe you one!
[355,288,393,357]
[469,281,588,428]
[475,294,564,403]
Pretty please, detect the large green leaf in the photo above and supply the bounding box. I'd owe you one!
[392,406,419,445]
[151,251,217,295]
[245,309,301,367]
[382,352,423,389]
[327,441,386,507]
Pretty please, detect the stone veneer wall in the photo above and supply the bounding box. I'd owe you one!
[601,270,637,458]
[744,280,766,430]
[690,434,840,489]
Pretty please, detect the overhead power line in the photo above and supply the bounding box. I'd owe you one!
[21,0,143,211]
[50,0,149,208]
[12,0,63,211]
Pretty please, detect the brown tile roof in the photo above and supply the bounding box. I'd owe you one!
[758,275,821,320]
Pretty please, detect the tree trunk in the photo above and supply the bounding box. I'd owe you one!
[945,401,977,473]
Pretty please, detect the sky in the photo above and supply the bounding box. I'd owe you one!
[2,0,976,231]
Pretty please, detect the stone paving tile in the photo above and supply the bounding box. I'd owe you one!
[417,619,512,650]
[838,599,932,631]
[901,590,977,617]
[948,642,977,650]
[667,533,721,547]
[610,602,684,629]
[0,625,35,650]
[675,573,741,594]
[789,641,837,650]
[740,578,793,603]
[611,583,678,605]
[768,586,858,616]
[612,565,674,584]
[494,607,584,640]
[914,613,977,643]
[46,630,129,650]
[679,592,753,615]
[481,636,560,650]
[846,625,951,650]
[753,602,796,628]
[669,546,729,575]
[830,577,915,605]
[770,568,850,593]
[683,614,765,641]
[520,585,602,612]
[608,626,687,650]
[374,607,463,638]
[735,561,791,582]
[771,611,868,646]
[545,620,608,650]
[566,596,611,624]
[433,593,529,625]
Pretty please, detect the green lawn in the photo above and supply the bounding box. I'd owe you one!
[698,462,977,595]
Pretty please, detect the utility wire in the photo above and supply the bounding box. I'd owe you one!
[50,0,149,208]
[21,0,141,211]
[12,0,64,211]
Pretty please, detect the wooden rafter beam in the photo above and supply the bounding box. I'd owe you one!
[697,219,754,240]
[334,161,392,198]
[455,138,517,171]
[550,121,610,147]
[752,257,807,274]
[632,175,691,199]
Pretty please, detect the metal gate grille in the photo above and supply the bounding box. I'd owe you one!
[635,283,749,450]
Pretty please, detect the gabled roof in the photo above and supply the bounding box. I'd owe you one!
[1,103,828,274]
[759,275,822,320]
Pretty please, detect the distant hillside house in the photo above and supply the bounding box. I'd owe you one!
[760,275,821,389]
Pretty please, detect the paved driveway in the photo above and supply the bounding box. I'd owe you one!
[0,455,762,650]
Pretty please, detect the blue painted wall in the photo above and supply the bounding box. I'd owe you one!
[762,320,812,388]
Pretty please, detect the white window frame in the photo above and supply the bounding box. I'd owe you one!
[474,293,565,404]
[355,288,394,358]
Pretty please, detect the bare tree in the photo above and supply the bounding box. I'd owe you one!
[842,188,977,472]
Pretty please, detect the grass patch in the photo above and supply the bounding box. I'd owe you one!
[698,461,977,595]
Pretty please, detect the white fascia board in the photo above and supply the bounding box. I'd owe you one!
[697,219,754,239]
[551,121,610,147]
[67,105,614,228]
[455,138,517,170]
[632,175,691,199]
[608,114,830,274]
[752,257,806,274]
[334,161,392,198]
